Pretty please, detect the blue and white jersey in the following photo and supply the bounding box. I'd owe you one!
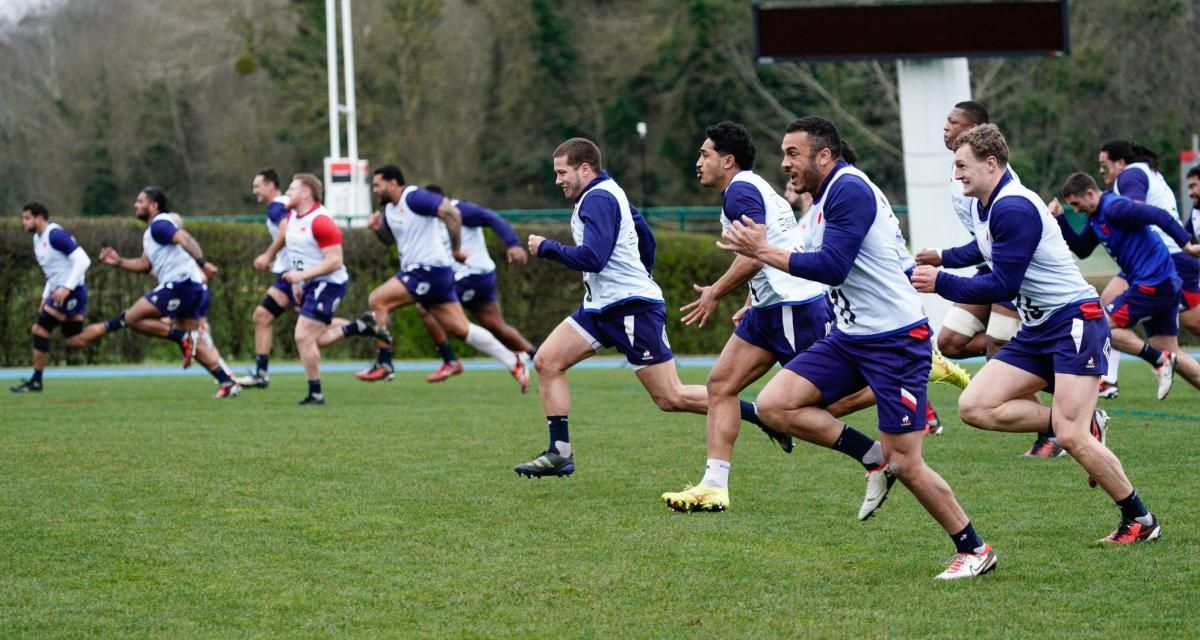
[143,213,203,284]
[284,204,349,285]
[384,185,453,271]
[34,222,89,293]
[265,194,291,273]
[1190,207,1200,242]
[968,174,1096,326]
[441,200,521,280]
[951,164,1020,236]
[800,163,926,337]
[572,177,663,311]
[1115,162,1181,254]
[721,171,826,308]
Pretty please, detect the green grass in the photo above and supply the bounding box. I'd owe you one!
[2,365,1198,638]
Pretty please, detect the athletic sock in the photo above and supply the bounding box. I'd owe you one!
[210,366,232,385]
[831,425,883,470]
[31,369,43,384]
[1138,343,1164,367]
[700,458,731,488]
[1042,408,1056,438]
[1116,490,1149,521]
[739,400,765,427]
[434,341,457,365]
[341,320,365,337]
[103,313,127,332]
[378,347,394,369]
[547,415,570,456]
[255,354,269,375]
[950,521,986,554]
[165,327,186,344]
[1103,356,1120,385]
[526,347,538,360]
[465,323,517,369]
[308,379,323,399]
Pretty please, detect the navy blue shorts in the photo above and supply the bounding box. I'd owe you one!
[993,300,1111,389]
[45,285,88,317]
[297,280,347,324]
[784,323,933,434]
[456,272,498,309]
[398,266,457,306]
[270,274,291,294]
[734,298,832,366]
[143,281,209,320]
[1105,280,1179,337]
[1172,253,1200,311]
[568,302,674,368]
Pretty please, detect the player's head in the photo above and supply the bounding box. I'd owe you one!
[372,164,405,205]
[944,101,989,151]
[696,121,755,189]
[286,173,322,209]
[1060,172,1102,214]
[781,116,843,195]
[135,187,168,221]
[1131,143,1160,171]
[1187,166,1200,208]
[1098,139,1137,186]
[20,201,49,233]
[952,123,1009,200]
[253,168,281,203]
[553,138,602,201]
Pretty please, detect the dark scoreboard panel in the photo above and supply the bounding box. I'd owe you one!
[754,1,1069,61]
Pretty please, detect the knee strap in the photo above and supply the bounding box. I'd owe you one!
[260,295,286,318]
[36,311,61,332]
[32,334,51,352]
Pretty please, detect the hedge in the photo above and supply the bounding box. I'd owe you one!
[0,217,750,367]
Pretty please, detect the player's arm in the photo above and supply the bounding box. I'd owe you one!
[683,183,767,326]
[435,197,464,257]
[1116,170,1149,202]
[1109,199,1194,250]
[47,228,90,301]
[254,216,289,270]
[914,200,1039,304]
[464,203,527,264]
[99,247,151,273]
[1049,200,1100,258]
[171,226,218,279]
[630,204,656,274]
[286,216,343,282]
[533,194,619,273]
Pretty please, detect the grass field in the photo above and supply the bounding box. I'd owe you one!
[2,363,1198,638]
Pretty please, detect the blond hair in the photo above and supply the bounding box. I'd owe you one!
[953,123,1009,167]
[293,173,323,203]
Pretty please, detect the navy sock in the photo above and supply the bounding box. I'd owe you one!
[256,354,269,375]
[342,321,364,337]
[527,347,538,359]
[831,425,880,470]
[378,347,394,368]
[103,313,127,332]
[165,327,186,344]
[950,521,985,554]
[1043,409,1055,438]
[31,369,43,384]
[1116,490,1149,521]
[210,366,232,385]
[547,416,569,454]
[739,400,765,427]
[434,341,456,365]
[1138,343,1163,367]
[308,379,322,397]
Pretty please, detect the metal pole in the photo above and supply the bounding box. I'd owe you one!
[340,0,359,215]
[325,0,340,159]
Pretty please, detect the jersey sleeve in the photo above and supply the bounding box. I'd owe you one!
[630,204,656,274]
[1056,214,1100,258]
[47,228,80,254]
[460,201,520,247]
[786,177,873,285]
[941,241,985,268]
[537,192,619,272]
[150,219,179,245]
[1116,170,1149,202]
[311,215,343,248]
[267,201,290,225]
[722,182,767,225]
[1107,199,1192,248]
[934,199,1040,304]
[404,188,446,217]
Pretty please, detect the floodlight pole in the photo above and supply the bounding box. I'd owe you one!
[340,0,359,217]
[325,0,340,159]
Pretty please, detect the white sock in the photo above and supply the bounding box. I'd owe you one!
[1104,356,1119,385]
[553,440,572,457]
[700,458,731,488]
[466,323,517,369]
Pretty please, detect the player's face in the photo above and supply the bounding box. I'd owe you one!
[780,131,823,195]
[553,155,587,200]
[1188,175,1200,207]
[943,109,974,151]
[695,138,728,189]
[252,175,271,203]
[1064,192,1098,215]
[285,179,307,209]
[953,145,996,199]
[371,174,399,205]
[133,191,154,221]
[21,209,38,233]
[1097,151,1120,186]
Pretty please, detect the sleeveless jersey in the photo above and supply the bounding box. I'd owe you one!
[445,199,496,279]
[722,171,826,307]
[574,178,663,311]
[143,213,202,284]
[34,222,85,290]
[284,205,349,284]
[807,165,926,336]
[266,195,291,273]
[1115,162,1181,253]
[385,185,453,271]
[951,164,1021,236]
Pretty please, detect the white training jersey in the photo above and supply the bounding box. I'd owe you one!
[385,185,453,271]
[143,213,203,284]
[721,171,826,308]
[34,222,86,291]
[807,165,926,337]
[284,204,349,284]
[1114,162,1181,254]
[445,199,496,279]
[950,164,1021,236]
[972,175,1097,327]
[266,194,291,273]
[574,178,663,311]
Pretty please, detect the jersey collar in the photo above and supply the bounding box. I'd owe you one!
[577,171,611,202]
[976,169,1014,221]
[814,160,848,201]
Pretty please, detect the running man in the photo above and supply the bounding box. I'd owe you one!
[238,168,292,388]
[354,165,529,390]
[1056,172,1200,398]
[71,187,241,398]
[10,202,91,393]
[912,124,1161,546]
[721,117,995,579]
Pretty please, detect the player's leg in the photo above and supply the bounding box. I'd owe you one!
[1148,333,1200,389]
[471,301,535,355]
[428,301,525,391]
[177,287,239,397]
[958,359,1052,433]
[513,316,597,477]
[984,303,1020,358]
[417,302,462,382]
[242,281,292,387]
[294,315,328,405]
[1098,276,1128,392]
[71,297,162,349]
[634,361,708,414]
[355,277,410,380]
[938,303,990,358]
[11,306,64,393]
[1106,286,1177,399]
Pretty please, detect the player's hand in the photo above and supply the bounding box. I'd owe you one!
[98,247,120,266]
[910,264,939,293]
[292,283,303,305]
[506,245,528,265]
[1047,198,1065,217]
[50,286,70,305]
[202,262,219,279]
[367,210,382,231]
[283,270,305,284]
[528,234,546,256]
[1183,242,1200,258]
[253,253,271,270]
[716,216,768,257]
[452,249,469,263]
[914,248,942,267]
[680,283,719,327]
[731,304,750,327]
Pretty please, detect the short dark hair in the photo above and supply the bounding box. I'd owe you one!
[1100,139,1136,163]
[785,116,845,160]
[953,123,1009,166]
[373,164,405,184]
[424,184,444,195]
[553,138,603,171]
[1061,172,1100,198]
[954,100,989,125]
[1187,165,1200,181]
[141,187,169,213]
[23,202,49,219]
[705,121,756,171]
[256,168,280,188]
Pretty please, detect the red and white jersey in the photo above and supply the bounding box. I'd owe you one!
[284,204,349,284]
